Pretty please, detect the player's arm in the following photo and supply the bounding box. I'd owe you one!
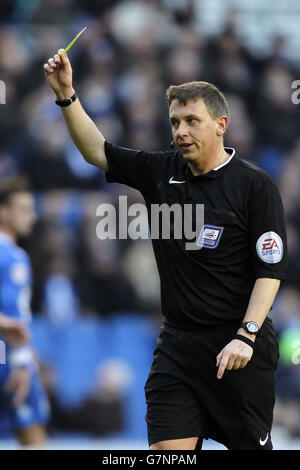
[0,312,31,347]
[1,318,35,407]
[43,49,108,170]
[4,369,32,409]
[0,315,35,407]
[216,278,280,379]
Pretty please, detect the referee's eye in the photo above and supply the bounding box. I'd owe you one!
[187,118,197,125]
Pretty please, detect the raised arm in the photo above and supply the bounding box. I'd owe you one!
[43,49,108,170]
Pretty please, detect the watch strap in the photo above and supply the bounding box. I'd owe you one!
[55,92,77,107]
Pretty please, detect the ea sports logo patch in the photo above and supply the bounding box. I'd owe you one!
[256,231,283,264]
[197,225,224,249]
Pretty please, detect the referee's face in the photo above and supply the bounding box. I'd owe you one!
[169,98,225,165]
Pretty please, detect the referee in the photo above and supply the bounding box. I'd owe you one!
[44,50,287,450]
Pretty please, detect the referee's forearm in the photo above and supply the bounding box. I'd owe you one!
[60,92,108,170]
[238,278,280,336]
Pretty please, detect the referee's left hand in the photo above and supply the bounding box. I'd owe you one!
[216,338,254,379]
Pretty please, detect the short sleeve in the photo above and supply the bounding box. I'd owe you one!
[248,176,288,280]
[104,141,176,199]
[105,141,152,194]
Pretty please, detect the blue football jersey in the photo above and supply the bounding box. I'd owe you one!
[0,233,32,325]
[0,233,50,432]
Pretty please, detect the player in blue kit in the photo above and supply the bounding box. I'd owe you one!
[0,178,49,446]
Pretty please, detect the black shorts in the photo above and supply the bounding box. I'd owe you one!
[144,318,279,450]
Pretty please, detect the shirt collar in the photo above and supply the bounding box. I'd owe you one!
[212,148,235,171]
[185,147,236,180]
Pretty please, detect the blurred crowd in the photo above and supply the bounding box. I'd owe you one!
[0,0,300,441]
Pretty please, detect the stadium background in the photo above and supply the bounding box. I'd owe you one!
[0,0,300,450]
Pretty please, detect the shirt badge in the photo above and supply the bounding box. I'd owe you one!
[256,231,283,263]
[197,225,224,249]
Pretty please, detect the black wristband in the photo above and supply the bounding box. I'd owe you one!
[55,92,77,107]
[234,334,255,349]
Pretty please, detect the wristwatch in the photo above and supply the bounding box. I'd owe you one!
[240,321,260,335]
[55,92,77,107]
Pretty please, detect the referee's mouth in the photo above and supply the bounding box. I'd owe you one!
[178,142,195,151]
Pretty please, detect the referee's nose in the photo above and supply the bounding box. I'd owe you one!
[174,121,190,141]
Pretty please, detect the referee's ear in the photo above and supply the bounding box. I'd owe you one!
[216,116,229,137]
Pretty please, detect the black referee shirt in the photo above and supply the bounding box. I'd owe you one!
[105,142,287,327]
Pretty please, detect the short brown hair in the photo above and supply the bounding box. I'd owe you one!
[166,81,229,119]
[0,177,30,206]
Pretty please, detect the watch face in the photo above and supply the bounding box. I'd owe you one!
[247,322,259,333]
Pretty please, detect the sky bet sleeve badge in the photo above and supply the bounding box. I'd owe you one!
[197,225,224,249]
